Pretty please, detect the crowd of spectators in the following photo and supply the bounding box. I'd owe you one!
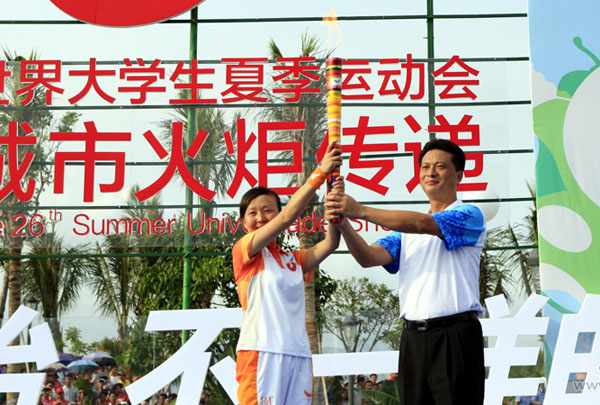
[328,373,398,405]
[35,366,177,405]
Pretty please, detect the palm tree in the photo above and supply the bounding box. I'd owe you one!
[479,182,539,303]
[514,181,539,295]
[0,51,78,398]
[87,186,163,341]
[261,33,332,401]
[0,50,53,326]
[22,230,87,351]
[479,226,515,305]
[0,248,8,325]
[87,235,136,343]
[158,93,238,218]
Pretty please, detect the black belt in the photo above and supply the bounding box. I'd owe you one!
[404,311,479,331]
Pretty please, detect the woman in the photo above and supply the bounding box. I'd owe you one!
[234,142,342,404]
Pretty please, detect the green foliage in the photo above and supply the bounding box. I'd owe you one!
[314,267,338,326]
[509,349,545,379]
[100,203,246,381]
[64,326,95,356]
[134,211,244,315]
[73,376,98,404]
[118,317,181,377]
[480,227,515,304]
[362,380,401,404]
[202,328,241,403]
[0,51,79,245]
[380,319,404,351]
[22,229,88,350]
[480,183,539,303]
[322,277,399,352]
[87,234,137,341]
[262,32,332,184]
[56,111,81,132]
[158,96,238,211]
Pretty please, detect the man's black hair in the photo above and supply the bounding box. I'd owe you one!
[418,138,466,171]
[239,186,281,218]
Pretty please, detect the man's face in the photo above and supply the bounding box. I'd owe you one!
[419,149,462,200]
[65,376,71,385]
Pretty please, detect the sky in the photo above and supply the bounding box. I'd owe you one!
[529,0,600,86]
[0,0,537,348]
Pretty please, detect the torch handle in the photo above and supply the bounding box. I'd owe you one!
[326,57,342,222]
[326,57,342,183]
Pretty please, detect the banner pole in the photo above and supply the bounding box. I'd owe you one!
[182,6,198,345]
[427,0,436,140]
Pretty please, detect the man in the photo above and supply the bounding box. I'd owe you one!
[97,377,109,394]
[62,375,78,404]
[325,139,486,405]
[532,379,545,404]
[91,367,108,390]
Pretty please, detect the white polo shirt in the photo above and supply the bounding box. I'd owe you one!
[374,200,486,321]
[233,232,313,358]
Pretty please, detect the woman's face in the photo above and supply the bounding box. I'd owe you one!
[242,194,280,233]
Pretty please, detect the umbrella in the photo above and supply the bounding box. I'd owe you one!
[67,359,99,373]
[40,362,68,372]
[82,351,116,367]
[58,353,79,365]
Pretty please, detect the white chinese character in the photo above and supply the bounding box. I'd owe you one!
[482,294,549,405]
[545,294,600,404]
[0,306,58,404]
[125,308,242,404]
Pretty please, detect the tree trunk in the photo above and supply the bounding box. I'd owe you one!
[7,244,23,405]
[0,268,9,321]
[299,201,326,404]
[45,317,64,353]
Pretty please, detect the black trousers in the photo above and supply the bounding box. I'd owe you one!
[397,315,485,405]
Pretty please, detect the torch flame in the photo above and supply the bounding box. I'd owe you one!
[322,9,342,49]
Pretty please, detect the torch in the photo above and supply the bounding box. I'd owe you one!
[326,56,342,184]
[325,57,342,223]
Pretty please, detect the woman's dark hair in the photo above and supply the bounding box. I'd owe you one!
[418,138,466,171]
[239,186,281,218]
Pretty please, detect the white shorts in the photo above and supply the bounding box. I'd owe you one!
[236,350,313,404]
